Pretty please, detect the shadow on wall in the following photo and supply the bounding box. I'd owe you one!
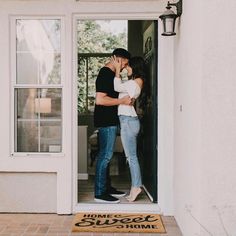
[185,204,235,235]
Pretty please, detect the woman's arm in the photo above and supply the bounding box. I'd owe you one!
[110,56,134,94]
[96,92,132,106]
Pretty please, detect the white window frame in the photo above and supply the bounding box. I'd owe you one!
[10,16,66,157]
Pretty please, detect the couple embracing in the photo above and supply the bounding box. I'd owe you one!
[94,48,146,203]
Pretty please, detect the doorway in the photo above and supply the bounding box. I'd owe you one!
[76,19,158,204]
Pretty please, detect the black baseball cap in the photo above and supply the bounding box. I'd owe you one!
[112,48,131,60]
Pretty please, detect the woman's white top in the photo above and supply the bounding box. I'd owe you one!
[114,77,141,117]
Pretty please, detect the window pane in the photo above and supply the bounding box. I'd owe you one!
[16,19,61,84]
[77,20,127,53]
[15,88,62,153]
[77,56,108,113]
[87,57,107,112]
[17,121,38,152]
[77,57,87,113]
[40,121,62,152]
[16,88,38,119]
[40,88,62,119]
[16,53,38,84]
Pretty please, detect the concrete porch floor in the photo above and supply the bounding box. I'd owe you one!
[0,213,182,236]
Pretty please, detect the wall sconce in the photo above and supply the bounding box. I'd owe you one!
[35,98,52,114]
[159,0,182,36]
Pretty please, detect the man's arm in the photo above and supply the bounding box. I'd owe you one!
[96,92,132,106]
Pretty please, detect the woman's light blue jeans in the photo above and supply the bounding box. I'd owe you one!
[119,115,142,187]
[95,126,117,196]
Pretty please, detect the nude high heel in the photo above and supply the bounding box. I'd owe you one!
[126,187,142,202]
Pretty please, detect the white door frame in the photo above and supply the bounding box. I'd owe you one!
[72,12,174,214]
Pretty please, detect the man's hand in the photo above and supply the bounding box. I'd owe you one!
[120,95,133,105]
[110,56,122,77]
[130,98,135,106]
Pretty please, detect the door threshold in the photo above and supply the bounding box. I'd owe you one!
[74,203,161,214]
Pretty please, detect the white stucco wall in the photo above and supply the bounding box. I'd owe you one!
[0,0,73,214]
[0,173,57,212]
[174,0,236,235]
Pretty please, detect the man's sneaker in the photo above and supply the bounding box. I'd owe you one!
[94,193,120,203]
[108,187,126,197]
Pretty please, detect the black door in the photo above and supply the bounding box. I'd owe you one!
[138,21,158,202]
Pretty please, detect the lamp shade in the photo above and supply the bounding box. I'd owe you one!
[159,7,178,36]
[35,98,52,113]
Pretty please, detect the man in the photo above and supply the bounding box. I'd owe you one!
[94,48,131,203]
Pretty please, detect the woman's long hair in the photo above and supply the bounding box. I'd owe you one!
[129,56,146,81]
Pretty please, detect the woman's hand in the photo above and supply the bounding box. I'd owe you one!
[110,55,122,77]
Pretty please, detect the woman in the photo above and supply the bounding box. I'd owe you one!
[111,55,145,202]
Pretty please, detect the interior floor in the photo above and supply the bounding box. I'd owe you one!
[78,154,152,204]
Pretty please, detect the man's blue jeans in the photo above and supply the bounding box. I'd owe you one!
[95,126,117,196]
[119,115,142,187]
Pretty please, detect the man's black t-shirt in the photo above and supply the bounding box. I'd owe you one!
[94,67,119,127]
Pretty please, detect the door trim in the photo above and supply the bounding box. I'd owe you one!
[74,203,161,214]
[72,12,173,214]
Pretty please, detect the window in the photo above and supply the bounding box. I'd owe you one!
[78,54,110,113]
[77,20,127,114]
[13,19,63,153]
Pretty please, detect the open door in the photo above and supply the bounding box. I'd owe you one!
[138,21,158,202]
[77,19,157,204]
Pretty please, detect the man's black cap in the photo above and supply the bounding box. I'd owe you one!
[112,48,131,60]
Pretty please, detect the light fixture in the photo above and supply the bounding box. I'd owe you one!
[159,0,182,36]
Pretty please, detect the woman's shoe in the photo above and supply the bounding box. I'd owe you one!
[127,187,142,202]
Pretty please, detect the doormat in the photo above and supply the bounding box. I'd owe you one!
[72,213,166,233]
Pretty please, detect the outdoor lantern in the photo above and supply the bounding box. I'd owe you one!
[159,0,182,36]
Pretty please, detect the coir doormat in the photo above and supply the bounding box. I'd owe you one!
[72,212,166,233]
